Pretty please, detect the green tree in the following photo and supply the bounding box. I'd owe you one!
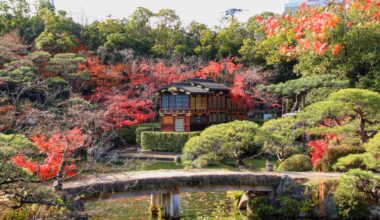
[0,0,30,36]
[363,133,380,169]
[216,19,246,58]
[298,89,380,144]
[336,133,380,171]
[261,116,303,161]
[183,121,263,167]
[187,22,215,59]
[35,9,80,53]
[261,75,348,112]
[124,7,154,55]
[46,53,85,77]
[239,12,276,64]
[151,9,187,57]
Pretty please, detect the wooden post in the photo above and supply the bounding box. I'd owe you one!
[149,194,162,217]
[170,192,180,220]
[161,193,171,219]
[161,192,180,219]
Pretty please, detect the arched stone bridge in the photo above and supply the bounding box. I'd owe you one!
[62,170,340,219]
[63,169,340,198]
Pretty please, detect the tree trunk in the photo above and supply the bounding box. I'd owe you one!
[291,93,300,112]
[235,158,245,167]
[358,111,367,144]
[54,141,70,191]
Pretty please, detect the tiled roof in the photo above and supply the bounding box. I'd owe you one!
[157,78,231,95]
[189,78,230,91]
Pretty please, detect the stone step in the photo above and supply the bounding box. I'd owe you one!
[118,151,181,162]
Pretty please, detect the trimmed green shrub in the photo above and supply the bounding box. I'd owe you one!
[135,127,158,145]
[276,154,312,172]
[314,145,365,172]
[183,121,263,167]
[363,133,380,170]
[333,153,371,171]
[141,131,200,152]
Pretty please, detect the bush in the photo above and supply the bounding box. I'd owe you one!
[314,145,365,172]
[183,121,263,167]
[334,169,373,219]
[135,127,158,145]
[333,153,371,171]
[363,133,380,170]
[119,125,139,144]
[276,154,312,172]
[0,133,36,154]
[45,76,70,100]
[119,123,160,145]
[141,131,200,152]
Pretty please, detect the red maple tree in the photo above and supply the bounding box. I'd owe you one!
[12,128,87,180]
[308,134,338,167]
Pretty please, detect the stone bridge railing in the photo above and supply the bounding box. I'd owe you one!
[62,170,340,219]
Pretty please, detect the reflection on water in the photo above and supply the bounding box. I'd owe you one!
[86,191,243,220]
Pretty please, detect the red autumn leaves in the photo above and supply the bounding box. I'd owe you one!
[12,128,87,180]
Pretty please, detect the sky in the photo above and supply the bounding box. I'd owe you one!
[33,0,289,27]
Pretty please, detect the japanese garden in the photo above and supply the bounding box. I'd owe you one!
[0,0,379,219]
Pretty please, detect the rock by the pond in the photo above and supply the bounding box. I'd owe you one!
[276,175,295,196]
[369,205,380,220]
[238,191,254,210]
[291,185,307,200]
[325,192,339,219]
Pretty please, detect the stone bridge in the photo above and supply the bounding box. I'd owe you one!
[62,169,340,219]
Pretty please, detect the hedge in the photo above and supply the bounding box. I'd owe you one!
[141,131,201,152]
[118,123,160,144]
[135,127,159,145]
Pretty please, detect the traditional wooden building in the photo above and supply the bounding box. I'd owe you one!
[156,78,249,132]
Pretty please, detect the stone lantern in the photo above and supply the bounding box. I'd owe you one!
[266,159,273,171]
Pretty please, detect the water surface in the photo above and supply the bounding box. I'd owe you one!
[86,191,244,220]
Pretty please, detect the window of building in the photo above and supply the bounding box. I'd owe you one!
[162,95,169,109]
[212,96,217,109]
[221,97,226,108]
[175,95,189,110]
[191,95,207,110]
[191,96,196,109]
[169,96,176,109]
[161,95,189,110]
[227,98,232,110]
[201,96,207,109]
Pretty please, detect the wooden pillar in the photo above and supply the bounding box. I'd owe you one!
[161,193,171,219]
[161,192,180,219]
[149,194,162,216]
[170,192,180,219]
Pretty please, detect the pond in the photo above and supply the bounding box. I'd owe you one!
[86,191,243,219]
[84,158,275,219]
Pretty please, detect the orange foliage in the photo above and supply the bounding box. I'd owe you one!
[12,128,87,180]
[82,56,128,89]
